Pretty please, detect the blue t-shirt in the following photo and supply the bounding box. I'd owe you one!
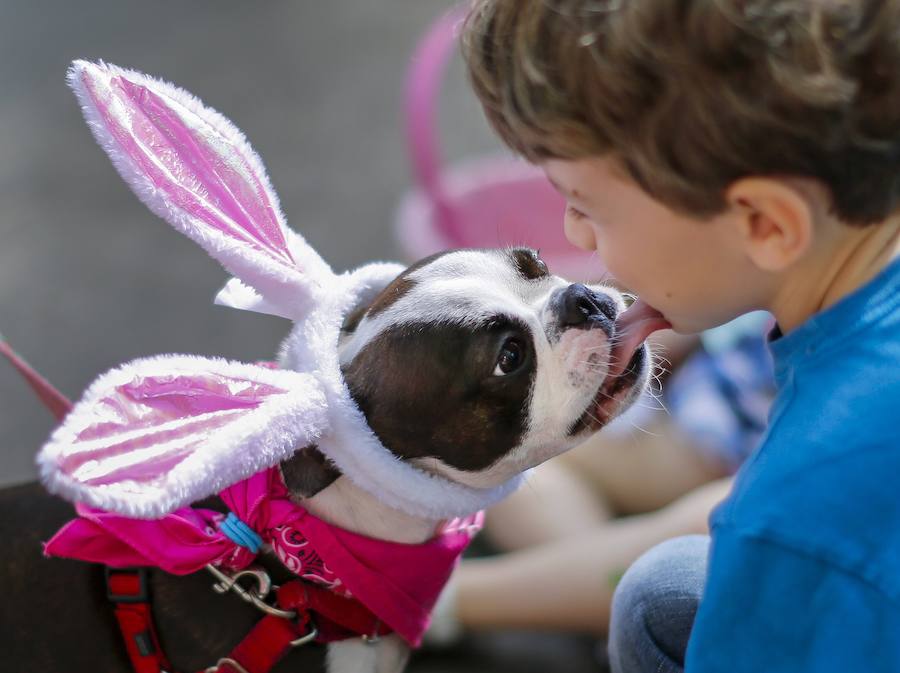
[685,256,900,672]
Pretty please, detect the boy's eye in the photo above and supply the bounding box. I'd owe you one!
[566,204,589,221]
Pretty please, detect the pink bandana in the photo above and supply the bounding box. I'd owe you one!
[44,467,482,646]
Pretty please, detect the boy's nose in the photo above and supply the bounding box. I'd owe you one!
[555,284,618,333]
[564,213,597,251]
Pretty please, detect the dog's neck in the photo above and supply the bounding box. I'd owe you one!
[299,475,442,544]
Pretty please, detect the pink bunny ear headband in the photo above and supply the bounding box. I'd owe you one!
[39,60,522,521]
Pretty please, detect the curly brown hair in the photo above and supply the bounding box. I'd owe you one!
[462,0,900,225]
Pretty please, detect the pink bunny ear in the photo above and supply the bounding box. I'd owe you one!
[38,355,329,518]
[67,60,333,317]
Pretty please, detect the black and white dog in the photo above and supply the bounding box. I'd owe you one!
[1,60,666,673]
[1,246,660,673]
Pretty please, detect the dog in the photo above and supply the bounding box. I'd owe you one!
[1,246,661,673]
[0,60,667,673]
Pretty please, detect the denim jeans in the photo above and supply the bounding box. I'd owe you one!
[608,535,710,673]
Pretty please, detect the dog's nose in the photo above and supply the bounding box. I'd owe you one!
[556,284,618,329]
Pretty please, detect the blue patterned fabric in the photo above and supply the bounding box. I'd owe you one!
[665,312,776,471]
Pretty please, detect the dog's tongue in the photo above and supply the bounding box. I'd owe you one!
[608,299,671,379]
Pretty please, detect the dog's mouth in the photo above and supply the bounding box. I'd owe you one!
[587,345,647,428]
[572,299,670,433]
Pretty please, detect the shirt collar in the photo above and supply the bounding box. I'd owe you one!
[768,255,900,382]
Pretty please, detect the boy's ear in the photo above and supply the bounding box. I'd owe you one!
[726,177,814,272]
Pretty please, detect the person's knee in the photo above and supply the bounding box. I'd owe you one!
[608,535,709,673]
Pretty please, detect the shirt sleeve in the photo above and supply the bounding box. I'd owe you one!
[685,527,900,673]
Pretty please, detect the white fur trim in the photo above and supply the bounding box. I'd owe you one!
[215,277,297,321]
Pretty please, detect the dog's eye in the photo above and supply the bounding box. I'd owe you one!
[494,338,525,376]
[511,248,550,280]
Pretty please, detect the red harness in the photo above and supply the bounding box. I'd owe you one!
[105,566,393,673]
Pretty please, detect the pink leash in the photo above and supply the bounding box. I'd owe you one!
[0,332,72,420]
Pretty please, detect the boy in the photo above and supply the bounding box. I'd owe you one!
[461,1,900,671]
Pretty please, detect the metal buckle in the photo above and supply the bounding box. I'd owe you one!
[206,657,250,673]
[105,567,150,603]
[206,564,297,620]
[362,621,383,645]
[206,564,320,648]
[289,623,319,647]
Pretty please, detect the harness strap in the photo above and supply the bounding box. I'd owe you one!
[208,614,309,673]
[106,567,175,673]
[276,580,393,643]
[106,567,395,673]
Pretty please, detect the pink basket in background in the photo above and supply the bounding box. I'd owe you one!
[395,5,606,281]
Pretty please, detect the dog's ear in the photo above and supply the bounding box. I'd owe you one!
[280,446,341,498]
[340,262,408,334]
[341,302,370,334]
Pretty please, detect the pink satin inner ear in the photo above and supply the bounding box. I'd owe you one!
[120,373,284,416]
[81,70,294,267]
[77,440,202,487]
[58,373,286,487]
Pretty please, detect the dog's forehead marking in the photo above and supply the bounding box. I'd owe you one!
[355,249,515,325]
[365,250,457,320]
[398,250,559,328]
[412,249,510,279]
[340,249,565,365]
[366,275,417,319]
[409,249,558,302]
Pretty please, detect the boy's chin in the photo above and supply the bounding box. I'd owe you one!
[666,313,725,335]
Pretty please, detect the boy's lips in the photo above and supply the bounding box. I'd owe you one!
[607,299,671,379]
